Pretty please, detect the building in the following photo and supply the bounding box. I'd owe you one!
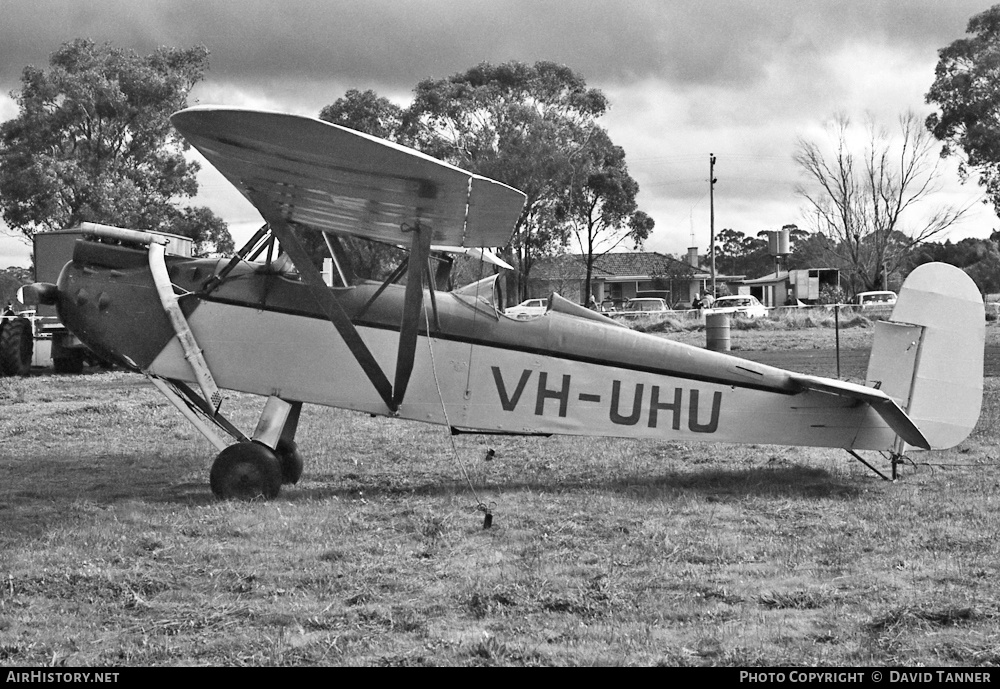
[739,268,842,306]
[528,249,745,309]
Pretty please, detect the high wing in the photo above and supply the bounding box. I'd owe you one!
[170,107,526,248]
[171,106,527,414]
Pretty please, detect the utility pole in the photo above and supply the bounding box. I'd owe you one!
[709,153,717,297]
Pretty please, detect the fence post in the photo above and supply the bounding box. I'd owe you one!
[835,304,841,379]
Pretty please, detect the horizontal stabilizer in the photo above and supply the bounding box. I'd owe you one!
[789,373,930,450]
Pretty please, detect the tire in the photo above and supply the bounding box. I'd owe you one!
[276,439,304,485]
[0,318,33,376]
[210,442,283,500]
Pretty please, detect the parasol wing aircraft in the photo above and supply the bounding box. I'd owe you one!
[18,107,985,499]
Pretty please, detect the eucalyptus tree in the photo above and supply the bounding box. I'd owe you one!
[405,61,610,302]
[926,4,1000,215]
[0,39,231,255]
[557,126,654,304]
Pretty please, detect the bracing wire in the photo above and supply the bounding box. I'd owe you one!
[421,278,492,520]
[464,252,489,397]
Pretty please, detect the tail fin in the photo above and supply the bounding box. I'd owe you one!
[866,263,984,450]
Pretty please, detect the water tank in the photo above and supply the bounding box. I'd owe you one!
[767,229,790,256]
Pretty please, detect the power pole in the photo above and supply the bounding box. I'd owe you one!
[709,153,717,297]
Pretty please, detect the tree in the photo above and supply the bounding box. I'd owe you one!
[713,227,770,277]
[404,61,609,303]
[559,127,654,304]
[786,227,837,270]
[715,228,746,275]
[172,206,234,256]
[0,39,231,255]
[794,112,967,293]
[318,89,408,143]
[926,5,1000,215]
[904,235,1000,297]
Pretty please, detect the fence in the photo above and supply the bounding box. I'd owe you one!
[618,303,897,330]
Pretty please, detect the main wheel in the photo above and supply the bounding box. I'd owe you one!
[0,318,32,376]
[210,442,283,500]
[275,439,304,485]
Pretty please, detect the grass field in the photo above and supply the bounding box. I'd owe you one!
[1,324,999,666]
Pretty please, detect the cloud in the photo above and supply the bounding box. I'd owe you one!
[2,1,984,89]
[0,0,996,264]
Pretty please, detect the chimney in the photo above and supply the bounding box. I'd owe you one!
[687,247,699,268]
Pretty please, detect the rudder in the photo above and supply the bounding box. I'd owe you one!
[866,262,984,450]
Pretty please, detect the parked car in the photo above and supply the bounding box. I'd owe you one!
[504,298,548,320]
[856,290,897,308]
[610,297,671,318]
[705,295,768,319]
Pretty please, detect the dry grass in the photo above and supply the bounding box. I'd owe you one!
[632,306,876,336]
[2,326,1000,666]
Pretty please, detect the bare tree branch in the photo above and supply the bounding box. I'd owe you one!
[794,112,972,292]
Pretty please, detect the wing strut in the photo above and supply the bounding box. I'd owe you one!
[201,224,270,296]
[393,222,432,408]
[266,218,397,412]
[248,191,437,414]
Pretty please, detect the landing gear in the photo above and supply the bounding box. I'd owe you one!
[208,437,302,501]
[149,377,306,501]
[276,439,304,485]
[210,441,283,500]
[845,448,907,481]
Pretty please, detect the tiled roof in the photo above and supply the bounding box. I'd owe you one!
[532,252,697,279]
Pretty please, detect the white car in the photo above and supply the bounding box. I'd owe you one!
[856,290,897,308]
[504,298,548,320]
[705,295,768,319]
[612,297,671,318]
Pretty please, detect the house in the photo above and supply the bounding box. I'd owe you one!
[528,248,745,309]
[740,271,791,307]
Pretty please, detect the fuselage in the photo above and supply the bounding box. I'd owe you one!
[57,237,898,451]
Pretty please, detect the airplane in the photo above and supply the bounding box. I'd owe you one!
[17,106,985,500]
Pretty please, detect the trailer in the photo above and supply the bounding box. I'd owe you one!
[788,268,841,305]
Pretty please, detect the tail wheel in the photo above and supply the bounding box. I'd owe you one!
[276,439,304,485]
[0,318,33,376]
[210,442,282,500]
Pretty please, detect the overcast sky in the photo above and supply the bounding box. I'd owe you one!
[1,0,996,267]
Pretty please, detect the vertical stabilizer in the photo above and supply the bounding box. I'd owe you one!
[866,263,984,450]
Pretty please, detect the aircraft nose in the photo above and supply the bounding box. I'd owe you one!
[55,258,177,372]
